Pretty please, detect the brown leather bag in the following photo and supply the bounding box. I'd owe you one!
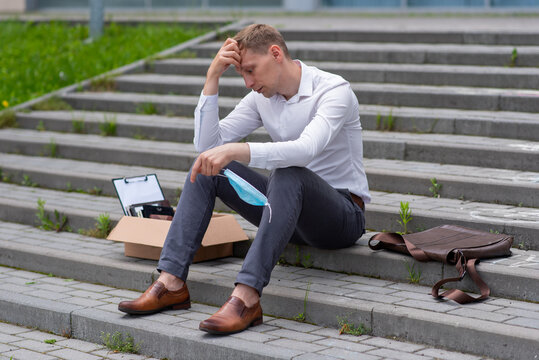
[369,225,513,304]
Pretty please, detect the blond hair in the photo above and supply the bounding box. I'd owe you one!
[233,24,290,58]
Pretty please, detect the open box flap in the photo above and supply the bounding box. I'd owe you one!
[107,214,248,247]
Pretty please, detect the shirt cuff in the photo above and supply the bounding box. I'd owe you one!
[247,142,269,169]
[198,92,218,112]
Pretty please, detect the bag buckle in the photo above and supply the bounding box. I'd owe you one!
[457,250,467,280]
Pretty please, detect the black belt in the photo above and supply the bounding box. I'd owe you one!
[350,193,365,211]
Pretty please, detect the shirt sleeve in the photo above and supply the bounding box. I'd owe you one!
[248,83,358,170]
[193,91,263,152]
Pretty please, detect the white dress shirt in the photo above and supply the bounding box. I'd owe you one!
[194,61,371,203]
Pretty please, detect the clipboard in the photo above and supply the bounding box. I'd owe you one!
[112,174,166,216]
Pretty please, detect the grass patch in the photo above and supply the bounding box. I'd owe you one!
[31,96,72,111]
[0,21,208,108]
[0,110,17,129]
[89,75,116,92]
[101,331,141,354]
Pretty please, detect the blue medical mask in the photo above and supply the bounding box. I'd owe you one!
[221,168,272,223]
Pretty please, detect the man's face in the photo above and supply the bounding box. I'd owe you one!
[238,48,280,98]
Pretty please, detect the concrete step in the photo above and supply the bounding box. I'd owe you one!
[15,110,269,143]
[1,166,538,249]
[3,259,520,360]
[277,29,539,46]
[0,223,537,360]
[0,128,198,171]
[3,125,539,172]
[17,106,539,143]
[150,58,539,90]
[192,41,539,67]
[2,152,539,209]
[113,74,539,113]
[62,91,236,118]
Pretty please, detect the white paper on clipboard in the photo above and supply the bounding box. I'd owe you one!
[112,174,165,215]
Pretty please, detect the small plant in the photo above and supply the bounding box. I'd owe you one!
[21,174,38,187]
[0,168,12,183]
[31,96,72,111]
[80,213,112,238]
[376,111,395,131]
[90,75,116,91]
[293,246,314,268]
[489,229,501,234]
[405,261,421,284]
[337,315,370,336]
[25,281,35,285]
[101,331,141,354]
[36,120,46,131]
[510,48,518,67]
[429,177,442,198]
[517,241,531,251]
[397,201,413,235]
[0,110,17,129]
[294,282,311,323]
[44,339,57,344]
[88,186,103,195]
[301,253,313,269]
[136,102,158,115]
[99,117,117,136]
[36,198,70,232]
[385,111,395,131]
[46,139,58,158]
[174,49,197,59]
[72,119,86,134]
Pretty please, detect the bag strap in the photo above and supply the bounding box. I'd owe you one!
[371,234,491,304]
[369,232,430,261]
[432,252,490,304]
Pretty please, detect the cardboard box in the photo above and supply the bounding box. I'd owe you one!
[107,213,249,262]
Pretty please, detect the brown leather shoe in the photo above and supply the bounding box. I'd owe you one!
[199,296,263,335]
[118,281,190,315]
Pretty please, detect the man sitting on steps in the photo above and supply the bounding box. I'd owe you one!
[118,23,370,335]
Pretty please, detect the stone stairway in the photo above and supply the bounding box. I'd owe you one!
[0,20,538,360]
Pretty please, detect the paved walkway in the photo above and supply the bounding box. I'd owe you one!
[0,265,495,360]
[0,322,160,360]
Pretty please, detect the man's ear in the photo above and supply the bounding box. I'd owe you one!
[269,45,282,62]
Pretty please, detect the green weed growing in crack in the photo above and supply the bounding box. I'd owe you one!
[72,119,86,134]
[337,315,371,336]
[21,174,38,187]
[36,198,70,232]
[376,111,395,131]
[100,114,117,136]
[136,102,158,115]
[429,177,442,198]
[46,139,58,158]
[294,282,311,322]
[405,261,421,284]
[294,245,314,268]
[397,201,413,235]
[510,48,518,67]
[79,213,112,238]
[101,331,141,354]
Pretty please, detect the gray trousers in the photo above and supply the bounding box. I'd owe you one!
[158,161,365,295]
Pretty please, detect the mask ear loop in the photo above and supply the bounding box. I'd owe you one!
[265,203,272,223]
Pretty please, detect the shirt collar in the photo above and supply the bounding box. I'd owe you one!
[277,60,313,104]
